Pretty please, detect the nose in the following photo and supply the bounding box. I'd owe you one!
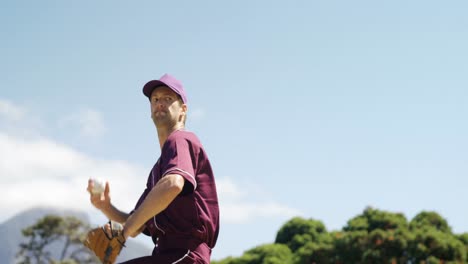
[152,101,167,114]
[153,100,164,109]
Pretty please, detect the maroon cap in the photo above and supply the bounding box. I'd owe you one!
[142,74,188,104]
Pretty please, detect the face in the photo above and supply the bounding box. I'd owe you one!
[149,86,186,129]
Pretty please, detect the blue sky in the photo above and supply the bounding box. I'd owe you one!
[1,0,467,260]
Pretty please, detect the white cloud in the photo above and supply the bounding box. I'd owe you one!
[216,177,302,224]
[0,99,25,121]
[0,132,146,223]
[0,99,45,138]
[216,177,244,199]
[57,108,106,138]
[0,99,105,139]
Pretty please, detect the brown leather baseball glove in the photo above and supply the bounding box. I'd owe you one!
[83,220,126,264]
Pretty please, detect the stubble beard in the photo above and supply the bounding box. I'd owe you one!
[152,113,177,132]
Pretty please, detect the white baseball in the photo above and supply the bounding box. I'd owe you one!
[90,178,106,195]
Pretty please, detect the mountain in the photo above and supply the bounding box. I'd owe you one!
[0,207,152,263]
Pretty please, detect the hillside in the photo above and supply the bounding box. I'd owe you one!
[0,207,152,263]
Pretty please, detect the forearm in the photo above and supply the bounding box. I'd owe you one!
[101,203,130,224]
[124,174,184,237]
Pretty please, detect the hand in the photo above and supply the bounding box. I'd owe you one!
[87,179,111,212]
[104,221,127,241]
[84,221,125,263]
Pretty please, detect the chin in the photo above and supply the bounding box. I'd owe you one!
[153,118,172,128]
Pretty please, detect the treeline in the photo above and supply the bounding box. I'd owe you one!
[16,215,97,264]
[213,207,468,264]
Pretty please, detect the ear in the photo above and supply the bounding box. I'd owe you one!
[178,104,188,123]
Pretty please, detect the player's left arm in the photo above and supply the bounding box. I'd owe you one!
[123,173,185,238]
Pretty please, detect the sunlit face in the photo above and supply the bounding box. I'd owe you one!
[149,86,186,128]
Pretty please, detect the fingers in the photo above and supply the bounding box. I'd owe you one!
[86,179,93,194]
[104,181,110,197]
[104,223,112,238]
[87,179,111,211]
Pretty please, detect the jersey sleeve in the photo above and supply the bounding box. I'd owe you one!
[160,136,197,192]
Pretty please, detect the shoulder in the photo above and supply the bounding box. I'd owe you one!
[167,130,201,145]
[163,130,203,152]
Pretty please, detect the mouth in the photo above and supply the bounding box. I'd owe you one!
[153,111,167,118]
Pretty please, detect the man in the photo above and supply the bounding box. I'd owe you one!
[87,74,220,263]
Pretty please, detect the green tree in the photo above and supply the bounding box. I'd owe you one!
[238,244,293,264]
[360,228,412,264]
[213,208,468,264]
[333,230,368,263]
[407,227,466,263]
[16,214,98,264]
[409,211,452,233]
[293,240,335,264]
[406,212,466,262]
[275,217,330,252]
[344,206,408,232]
[212,256,238,264]
[336,207,411,263]
[457,232,468,259]
[212,244,293,264]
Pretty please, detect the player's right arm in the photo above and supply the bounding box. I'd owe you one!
[87,180,130,224]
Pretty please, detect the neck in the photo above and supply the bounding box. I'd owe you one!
[157,123,184,149]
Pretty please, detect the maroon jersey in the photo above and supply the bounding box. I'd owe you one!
[133,130,219,261]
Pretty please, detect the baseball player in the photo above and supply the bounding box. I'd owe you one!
[87,74,220,263]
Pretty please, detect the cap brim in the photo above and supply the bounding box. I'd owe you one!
[142,80,167,98]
